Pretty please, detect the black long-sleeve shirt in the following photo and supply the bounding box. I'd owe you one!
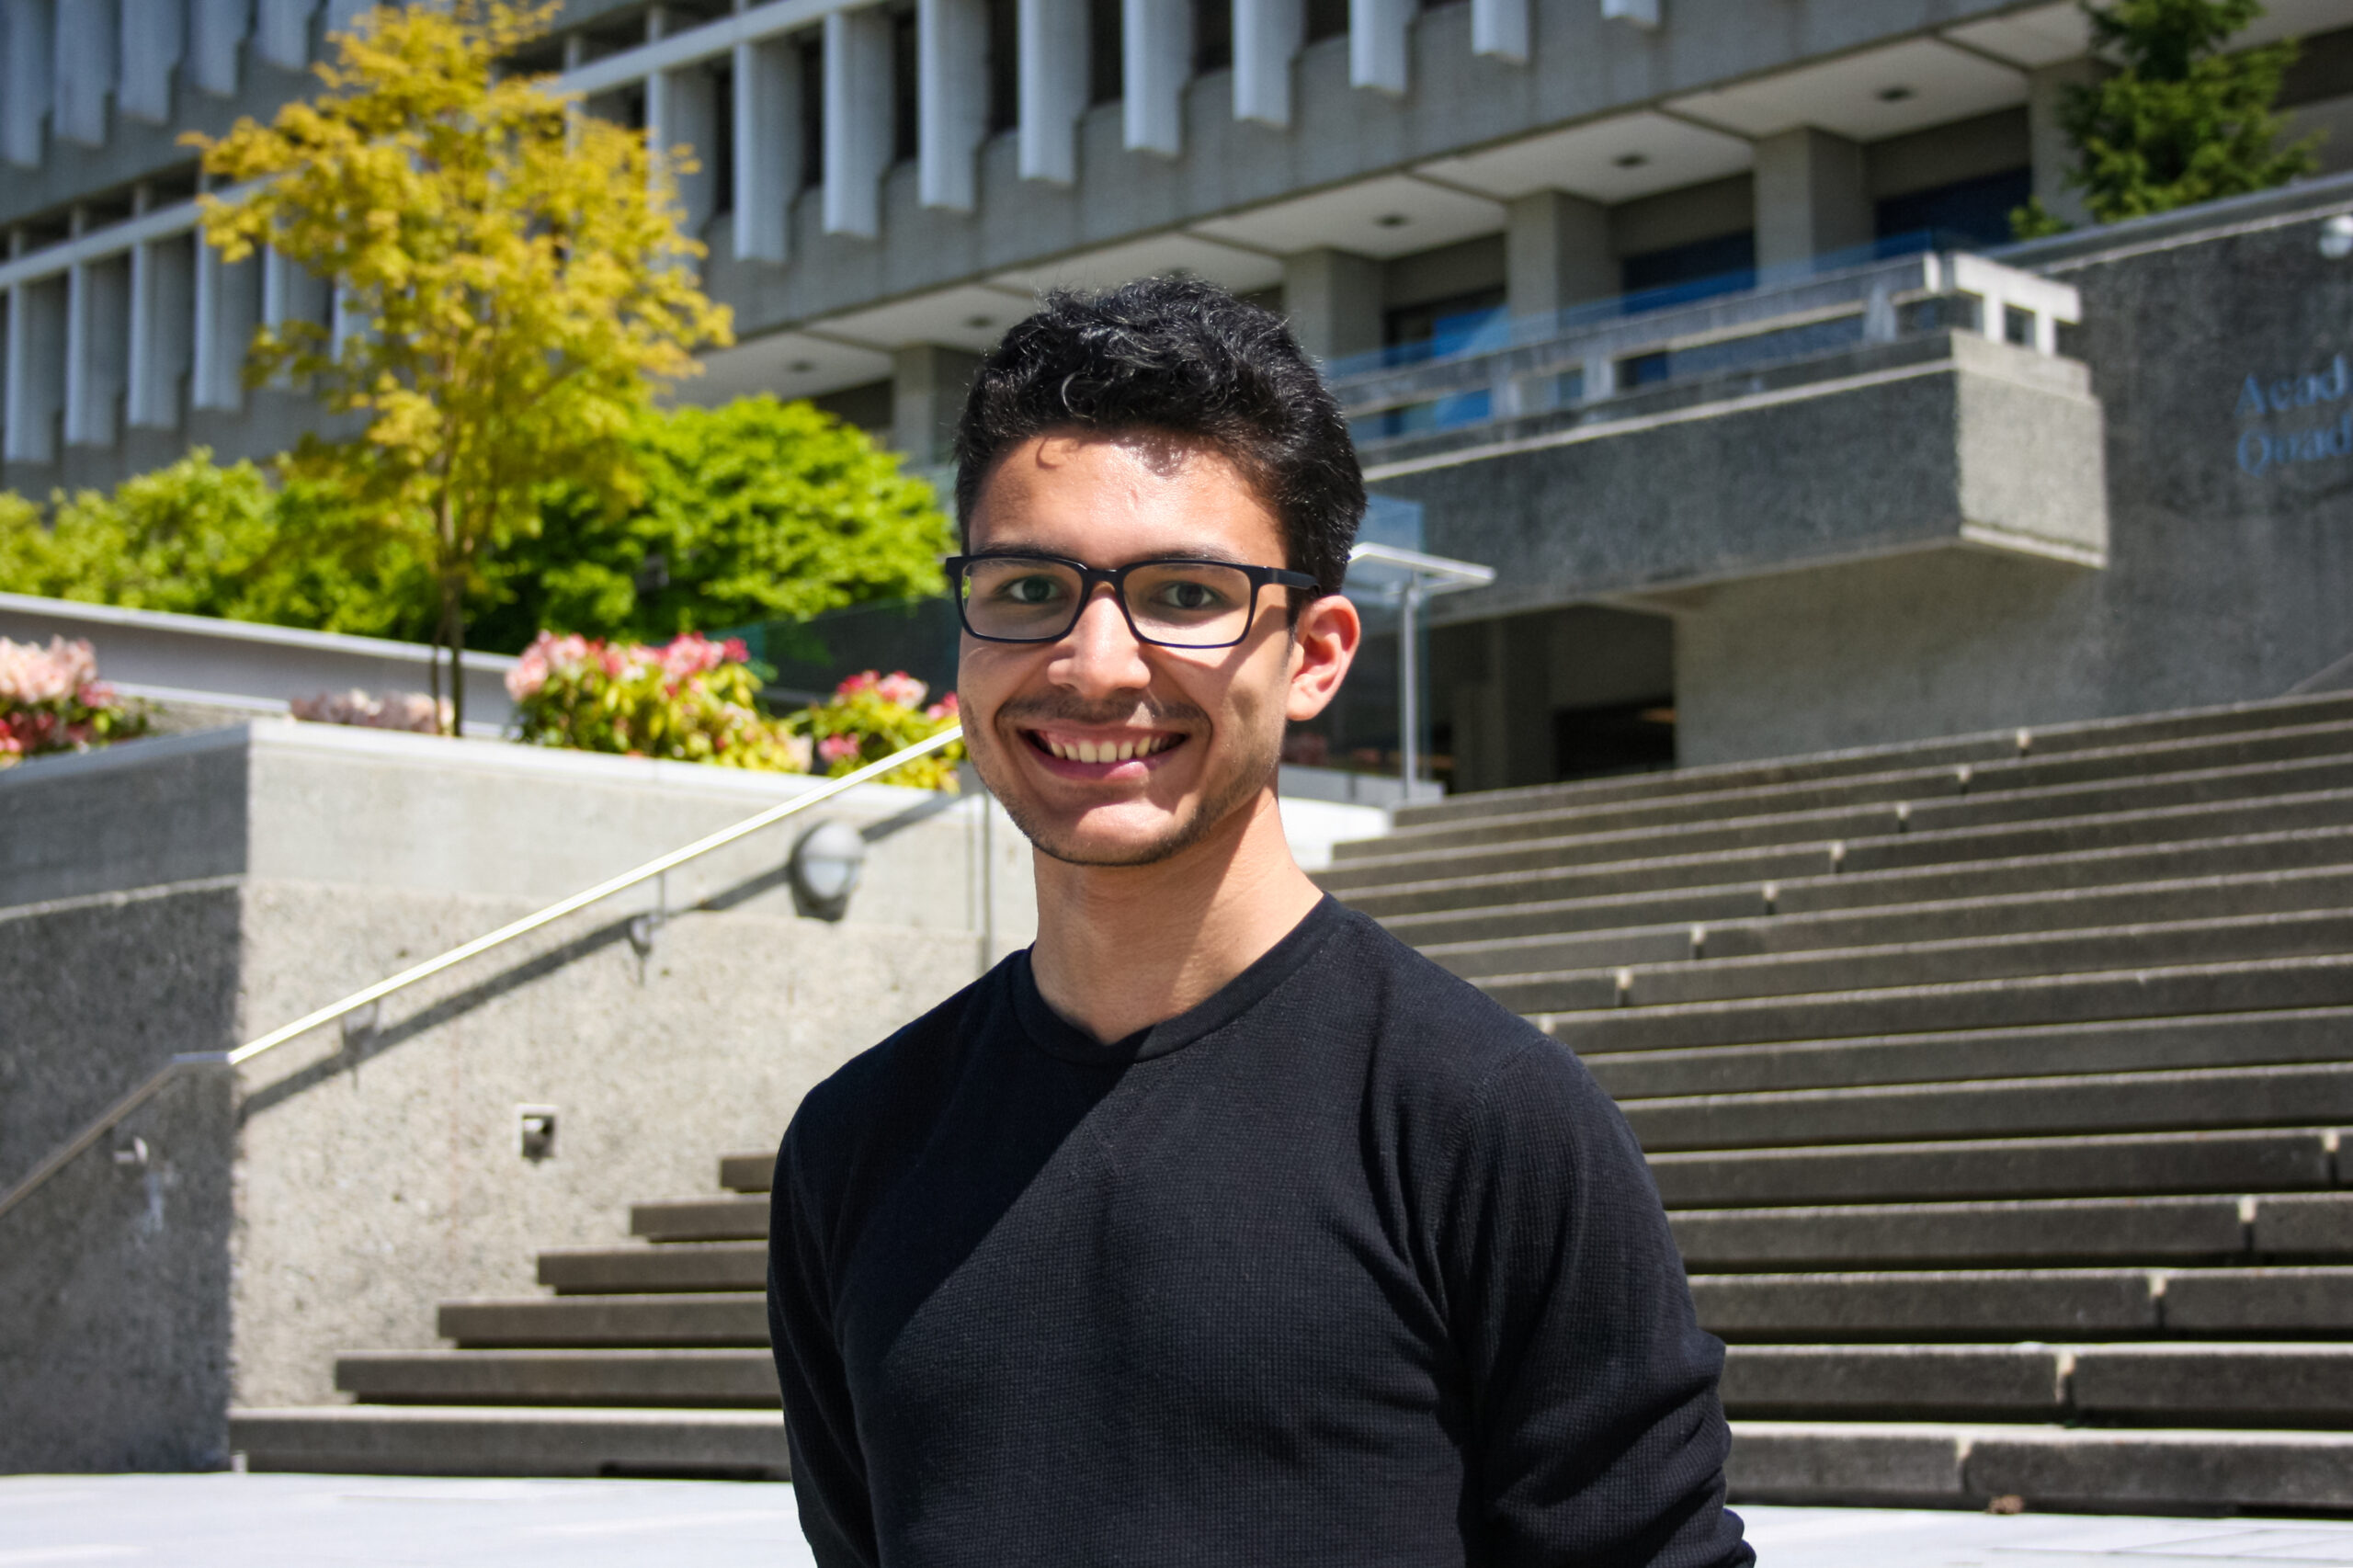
[767,896,1750,1567]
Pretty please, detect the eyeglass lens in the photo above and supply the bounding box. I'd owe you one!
[957,558,1260,647]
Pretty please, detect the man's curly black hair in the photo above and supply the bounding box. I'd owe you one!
[953,277,1364,601]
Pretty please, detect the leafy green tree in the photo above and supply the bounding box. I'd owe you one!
[2014,0,2319,237]
[0,450,435,637]
[472,396,954,654]
[189,0,731,732]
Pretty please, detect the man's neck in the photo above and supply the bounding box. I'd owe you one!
[1027,789,1325,1044]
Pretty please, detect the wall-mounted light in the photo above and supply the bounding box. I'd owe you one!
[518,1106,557,1162]
[790,820,869,922]
[2321,214,2353,260]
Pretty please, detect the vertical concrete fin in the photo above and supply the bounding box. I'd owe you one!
[1348,0,1406,94]
[2,0,56,166]
[53,0,117,147]
[128,233,197,429]
[1016,0,1086,182]
[1121,0,1187,156]
[733,36,800,262]
[652,62,721,237]
[822,6,893,237]
[251,0,313,71]
[1469,0,1523,62]
[191,240,256,413]
[5,274,67,464]
[917,0,987,210]
[187,0,245,95]
[64,253,130,448]
[119,0,187,123]
[1232,0,1300,126]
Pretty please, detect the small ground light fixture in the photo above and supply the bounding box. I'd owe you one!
[2321,215,2353,260]
[518,1107,557,1161]
[790,819,869,922]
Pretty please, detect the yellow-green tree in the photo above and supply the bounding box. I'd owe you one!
[188,0,732,732]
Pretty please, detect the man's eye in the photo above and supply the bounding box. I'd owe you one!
[1000,575,1064,604]
[1154,580,1228,611]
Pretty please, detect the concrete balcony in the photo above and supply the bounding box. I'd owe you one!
[1347,255,2108,617]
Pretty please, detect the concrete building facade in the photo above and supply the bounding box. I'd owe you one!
[7,0,2353,787]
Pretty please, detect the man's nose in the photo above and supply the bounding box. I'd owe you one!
[1052,587,1153,696]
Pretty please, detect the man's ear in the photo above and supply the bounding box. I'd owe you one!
[1286,594,1362,722]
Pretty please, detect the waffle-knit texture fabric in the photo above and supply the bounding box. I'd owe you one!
[768,896,1750,1567]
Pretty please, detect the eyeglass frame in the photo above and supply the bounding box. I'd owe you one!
[943,551,1323,650]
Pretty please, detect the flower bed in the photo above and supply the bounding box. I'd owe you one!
[0,636,148,767]
[505,632,963,789]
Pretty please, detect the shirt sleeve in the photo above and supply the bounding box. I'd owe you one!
[1440,1040,1753,1568]
[767,1125,881,1568]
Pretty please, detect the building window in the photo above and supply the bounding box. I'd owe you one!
[1193,0,1231,73]
[1874,166,2032,250]
[893,9,919,164]
[710,62,735,216]
[799,35,825,188]
[1305,0,1347,40]
[1620,231,1756,302]
[987,0,1019,133]
[1554,700,1677,780]
[1088,0,1123,104]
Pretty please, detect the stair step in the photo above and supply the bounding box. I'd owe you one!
[227,1405,789,1480]
[1549,953,2353,1054]
[1622,1062,2353,1152]
[1381,825,2353,949]
[632,1198,768,1243]
[1342,790,2353,918]
[1722,1419,2353,1510]
[1396,690,2353,828]
[1495,909,2353,1015]
[538,1244,765,1295]
[718,1153,773,1194]
[1671,1196,2255,1269]
[337,1348,779,1407]
[1337,747,2353,887]
[439,1294,768,1348]
[1648,1128,2341,1207]
[1695,1266,2353,1341]
[1432,866,2353,981]
[1584,1006,2353,1099]
[1356,722,2353,858]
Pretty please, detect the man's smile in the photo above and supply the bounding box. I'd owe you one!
[1020,726,1189,775]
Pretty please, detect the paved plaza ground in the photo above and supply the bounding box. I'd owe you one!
[6,1473,2353,1564]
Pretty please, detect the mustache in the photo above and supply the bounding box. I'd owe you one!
[991,692,1208,730]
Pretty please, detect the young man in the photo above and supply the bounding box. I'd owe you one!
[767,278,1750,1567]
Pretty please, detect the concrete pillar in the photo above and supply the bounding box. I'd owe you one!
[65,251,129,447]
[1469,0,1523,62]
[918,0,986,210]
[3,0,53,166]
[188,0,245,94]
[52,0,115,147]
[127,231,195,428]
[318,0,362,40]
[1506,190,1613,324]
[1120,0,1186,155]
[2029,59,2102,229]
[5,270,67,466]
[733,36,800,262]
[1753,125,1870,274]
[1017,0,1086,183]
[1348,0,1405,95]
[892,342,982,465]
[252,0,313,70]
[119,0,185,122]
[1232,0,1300,126]
[1282,247,1381,364]
[191,234,256,412]
[822,5,893,238]
[650,62,720,236]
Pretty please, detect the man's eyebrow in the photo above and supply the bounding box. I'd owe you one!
[971,544,1261,567]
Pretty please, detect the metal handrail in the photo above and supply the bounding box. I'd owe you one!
[0,724,966,1223]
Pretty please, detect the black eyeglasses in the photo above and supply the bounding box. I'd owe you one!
[945,553,1320,649]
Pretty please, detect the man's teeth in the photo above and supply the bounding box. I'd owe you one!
[1043,734,1175,763]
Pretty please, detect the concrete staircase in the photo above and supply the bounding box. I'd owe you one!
[236,690,2353,1512]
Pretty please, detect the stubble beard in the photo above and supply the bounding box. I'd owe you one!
[967,694,1284,869]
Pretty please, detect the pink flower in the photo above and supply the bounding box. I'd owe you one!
[924,692,960,720]
[818,733,862,766]
[722,639,750,664]
[835,671,879,699]
[876,672,927,708]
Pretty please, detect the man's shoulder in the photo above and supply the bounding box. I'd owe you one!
[1317,903,1617,1141]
